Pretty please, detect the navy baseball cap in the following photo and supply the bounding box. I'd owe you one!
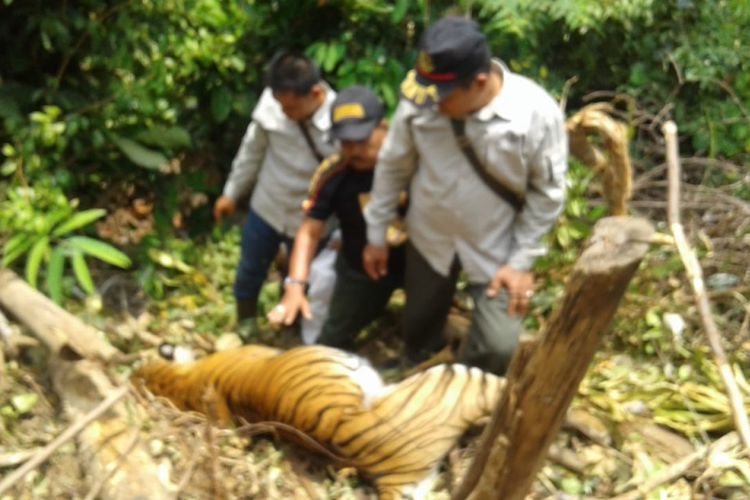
[330,86,385,141]
[400,16,491,107]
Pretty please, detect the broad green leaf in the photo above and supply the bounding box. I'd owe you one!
[379,83,397,110]
[136,126,192,149]
[110,134,168,170]
[51,209,106,237]
[47,246,65,304]
[25,236,49,289]
[391,0,409,23]
[71,250,95,295]
[210,87,232,123]
[354,0,390,14]
[323,43,343,72]
[67,236,131,269]
[43,207,73,234]
[2,233,34,266]
[308,41,327,66]
[3,233,28,254]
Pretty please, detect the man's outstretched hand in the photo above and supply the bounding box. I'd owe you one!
[267,284,312,326]
[362,244,389,280]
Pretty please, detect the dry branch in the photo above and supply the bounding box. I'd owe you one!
[610,431,740,500]
[662,121,750,449]
[567,103,633,215]
[0,386,128,496]
[0,449,41,469]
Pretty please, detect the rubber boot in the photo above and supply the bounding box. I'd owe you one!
[236,299,259,343]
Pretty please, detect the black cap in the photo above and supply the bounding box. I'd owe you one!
[400,16,491,107]
[330,86,385,141]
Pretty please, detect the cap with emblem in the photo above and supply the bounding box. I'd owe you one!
[400,16,491,107]
[330,85,385,142]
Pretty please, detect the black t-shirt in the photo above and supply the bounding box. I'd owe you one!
[304,155,405,276]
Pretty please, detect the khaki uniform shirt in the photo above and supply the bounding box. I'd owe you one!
[222,84,338,237]
[365,60,568,283]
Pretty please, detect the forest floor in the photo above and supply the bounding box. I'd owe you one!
[2,146,750,498]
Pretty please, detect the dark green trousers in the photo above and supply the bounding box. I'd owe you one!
[402,242,522,375]
[316,254,402,349]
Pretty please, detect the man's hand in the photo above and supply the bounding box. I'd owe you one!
[213,196,237,223]
[487,265,535,316]
[362,244,389,280]
[267,284,311,326]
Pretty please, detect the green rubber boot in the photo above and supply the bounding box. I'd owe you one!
[236,299,260,344]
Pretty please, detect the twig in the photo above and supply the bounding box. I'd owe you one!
[559,75,579,113]
[54,1,133,86]
[709,77,750,123]
[740,305,750,341]
[82,427,141,500]
[0,308,12,342]
[174,454,200,497]
[662,121,750,450]
[0,449,40,469]
[288,455,321,500]
[547,445,587,474]
[610,431,739,500]
[0,385,129,496]
[205,413,222,499]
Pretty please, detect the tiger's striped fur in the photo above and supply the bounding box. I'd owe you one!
[131,345,505,499]
[342,363,505,499]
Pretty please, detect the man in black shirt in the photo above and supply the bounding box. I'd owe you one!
[267,86,405,349]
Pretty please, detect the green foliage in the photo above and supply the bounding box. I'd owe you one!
[536,159,606,271]
[1,0,748,312]
[476,0,750,164]
[0,185,130,303]
[3,0,745,222]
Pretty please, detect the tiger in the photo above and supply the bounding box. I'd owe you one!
[131,344,505,499]
[341,363,505,499]
[131,344,385,440]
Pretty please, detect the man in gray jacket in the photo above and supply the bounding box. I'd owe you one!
[214,51,337,338]
[363,17,568,374]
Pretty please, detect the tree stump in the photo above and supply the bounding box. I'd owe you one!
[454,216,654,500]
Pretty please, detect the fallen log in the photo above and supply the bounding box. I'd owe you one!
[0,269,118,361]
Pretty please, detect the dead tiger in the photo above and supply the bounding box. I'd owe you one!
[131,344,505,499]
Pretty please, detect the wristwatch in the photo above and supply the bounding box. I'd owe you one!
[283,276,308,288]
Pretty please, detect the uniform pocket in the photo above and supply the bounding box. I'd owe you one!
[481,131,527,194]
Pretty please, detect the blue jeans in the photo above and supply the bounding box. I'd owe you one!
[234,209,292,302]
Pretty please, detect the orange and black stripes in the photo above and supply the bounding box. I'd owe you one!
[131,344,505,499]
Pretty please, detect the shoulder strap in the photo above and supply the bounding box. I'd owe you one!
[449,119,524,211]
[298,121,325,163]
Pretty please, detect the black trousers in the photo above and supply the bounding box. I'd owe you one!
[402,242,522,375]
[316,254,402,349]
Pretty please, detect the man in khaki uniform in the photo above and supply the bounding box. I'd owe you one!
[363,17,568,374]
[213,51,337,338]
